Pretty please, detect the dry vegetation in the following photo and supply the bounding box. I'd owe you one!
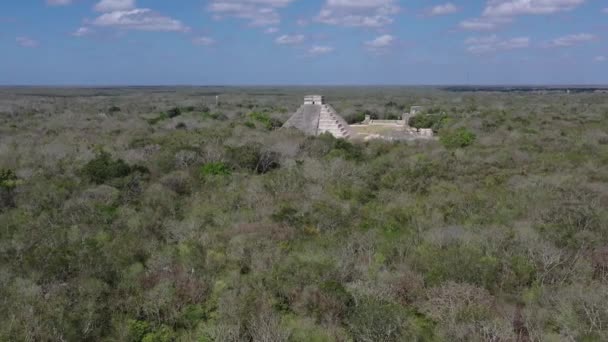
[1,86,608,341]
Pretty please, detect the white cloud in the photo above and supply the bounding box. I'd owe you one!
[90,8,189,32]
[428,3,459,16]
[193,36,215,46]
[72,27,93,37]
[366,34,394,48]
[264,27,279,34]
[483,0,585,17]
[595,56,606,62]
[46,0,72,5]
[316,0,400,28]
[16,36,39,48]
[459,16,512,31]
[208,0,296,27]
[602,8,608,14]
[546,33,595,47]
[275,34,305,45]
[95,0,136,12]
[309,45,334,55]
[465,35,529,53]
[365,34,395,53]
[461,0,584,31]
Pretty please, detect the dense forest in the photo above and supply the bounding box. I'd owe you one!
[1,87,607,341]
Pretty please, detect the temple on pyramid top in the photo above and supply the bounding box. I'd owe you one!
[283,95,352,139]
[304,95,324,105]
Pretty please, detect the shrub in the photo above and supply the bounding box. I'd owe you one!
[0,168,20,209]
[408,113,447,131]
[272,205,308,227]
[108,106,121,114]
[330,138,364,161]
[202,112,227,121]
[147,113,168,125]
[127,319,150,342]
[225,144,279,174]
[81,151,147,184]
[199,162,231,177]
[166,107,182,118]
[0,169,19,189]
[440,128,476,149]
[249,111,282,130]
[386,112,400,120]
[141,325,175,342]
[227,144,261,171]
[347,297,423,341]
[316,281,354,321]
[345,112,366,124]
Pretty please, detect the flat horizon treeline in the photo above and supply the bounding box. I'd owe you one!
[0,88,607,341]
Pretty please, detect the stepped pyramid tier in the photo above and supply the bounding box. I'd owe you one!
[283,95,353,139]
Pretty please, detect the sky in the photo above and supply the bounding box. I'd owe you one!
[1,0,607,85]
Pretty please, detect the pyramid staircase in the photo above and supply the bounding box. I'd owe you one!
[317,104,352,139]
[283,104,321,136]
[282,97,353,139]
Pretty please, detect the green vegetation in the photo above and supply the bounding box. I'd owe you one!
[81,150,148,184]
[249,111,283,130]
[0,168,20,209]
[199,162,231,177]
[166,107,182,118]
[408,113,447,131]
[0,168,19,189]
[1,86,608,341]
[439,127,477,149]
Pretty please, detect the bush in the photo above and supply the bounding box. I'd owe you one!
[249,111,282,130]
[272,205,309,228]
[147,113,168,125]
[227,144,261,171]
[345,112,366,124]
[166,107,182,118]
[440,128,476,149]
[225,144,280,174]
[82,151,147,184]
[108,106,121,114]
[408,113,447,131]
[0,168,20,209]
[199,162,231,177]
[0,169,19,189]
[202,112,227,121]
[347,297,425,341]
[330,138,364,161]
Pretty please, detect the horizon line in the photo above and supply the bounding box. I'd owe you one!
[1,84,608,88]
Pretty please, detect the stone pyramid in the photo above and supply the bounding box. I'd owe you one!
[283,95,352,139]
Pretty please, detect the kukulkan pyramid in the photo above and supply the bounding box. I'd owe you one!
[283,95,353,139]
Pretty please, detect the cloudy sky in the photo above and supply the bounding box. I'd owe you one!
[1,0,607,85]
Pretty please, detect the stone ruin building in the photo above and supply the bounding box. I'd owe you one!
[284,96,434,141]
[283,95,353,139]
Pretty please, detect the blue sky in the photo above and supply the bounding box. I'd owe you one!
[1,0,607,85]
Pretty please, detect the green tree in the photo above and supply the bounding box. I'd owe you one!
[440,128,476,149]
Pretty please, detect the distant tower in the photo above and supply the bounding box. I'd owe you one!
[216,95,220,106]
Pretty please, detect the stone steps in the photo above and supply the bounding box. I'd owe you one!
[283,100,352,139]
[316,105,353,139]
